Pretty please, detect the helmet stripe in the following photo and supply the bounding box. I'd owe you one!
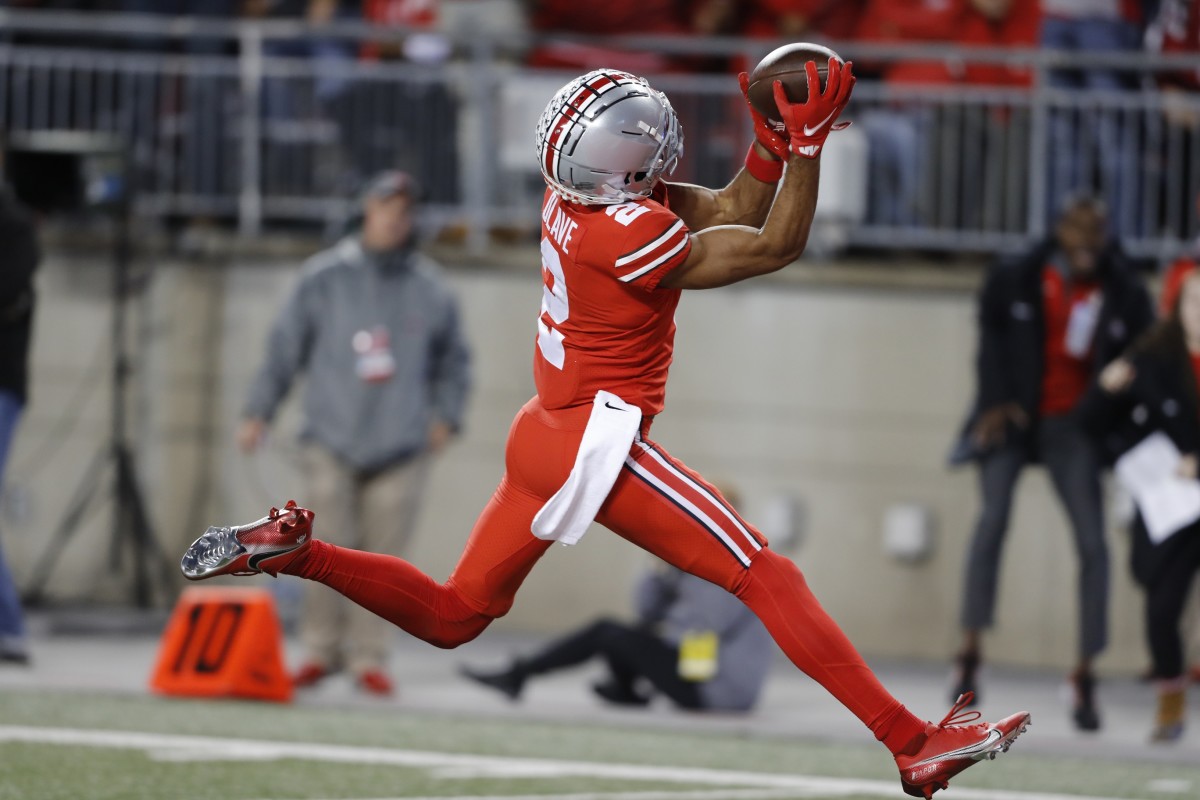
[544,105,585,185]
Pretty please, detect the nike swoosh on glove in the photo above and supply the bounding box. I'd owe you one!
[738,71,788,160]
[773,57,856,159]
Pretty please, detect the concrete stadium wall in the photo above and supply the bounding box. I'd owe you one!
[1,247,1176,676]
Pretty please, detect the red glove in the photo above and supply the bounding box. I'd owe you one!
[738,71,789,161]
[772,57,855,159]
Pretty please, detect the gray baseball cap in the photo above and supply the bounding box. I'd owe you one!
[359,170,419,204]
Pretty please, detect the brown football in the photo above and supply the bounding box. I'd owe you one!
[747,42,843,123]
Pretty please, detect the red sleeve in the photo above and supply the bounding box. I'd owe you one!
[614,211,692,291]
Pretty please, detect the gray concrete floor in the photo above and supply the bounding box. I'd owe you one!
[1,608,1198,768]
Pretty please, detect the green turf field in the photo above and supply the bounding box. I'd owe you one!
[0,690,1196,800]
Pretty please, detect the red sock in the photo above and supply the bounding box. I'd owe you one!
[272,540,491,649]
[735,549,927,755]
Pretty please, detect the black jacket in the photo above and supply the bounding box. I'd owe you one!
[950,239,1154,464]
[1078,339,1200,585]
[1079,342,1200,468]
[0,188,40,403]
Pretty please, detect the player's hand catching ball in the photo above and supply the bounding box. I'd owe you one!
[772,57,855,159]
[737,71,788,161]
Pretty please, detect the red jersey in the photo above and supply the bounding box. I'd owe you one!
[533,184,692,415]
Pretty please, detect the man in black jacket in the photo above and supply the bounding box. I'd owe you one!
[948,195,1154,731]
[0,178,39,665]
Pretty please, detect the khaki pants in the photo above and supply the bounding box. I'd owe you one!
[300,444,431,674]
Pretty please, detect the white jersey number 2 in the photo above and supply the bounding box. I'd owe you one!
[537,237,568,369]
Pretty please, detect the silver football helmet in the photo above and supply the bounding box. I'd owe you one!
[535,69,683,205]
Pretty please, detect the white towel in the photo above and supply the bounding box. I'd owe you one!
[531,390,643,546]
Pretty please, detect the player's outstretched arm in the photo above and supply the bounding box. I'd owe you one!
[665,73,789,232]
[660,59,854,290]
[659,155,819,289]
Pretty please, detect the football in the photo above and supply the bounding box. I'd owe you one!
[746,42,843,123]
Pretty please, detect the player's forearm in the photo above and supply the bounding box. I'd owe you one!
[718,143,784,228]
[755,154,819,264]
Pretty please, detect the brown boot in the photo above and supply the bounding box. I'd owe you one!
[1151,682,1186,743]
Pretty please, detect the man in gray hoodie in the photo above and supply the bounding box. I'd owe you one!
[238,170,471,696]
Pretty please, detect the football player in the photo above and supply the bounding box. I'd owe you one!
[182,60,1028,798]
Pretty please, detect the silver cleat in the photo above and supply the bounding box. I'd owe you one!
[180,526,248,579]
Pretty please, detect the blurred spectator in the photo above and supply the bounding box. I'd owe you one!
[1,0,102,46]
[855,0,1039,227]
[238,170,471,697]
[361,0,450,62]
[1149,0,1200,103]
[460,557,774,712]
[1145,0,1200,240]
[699,0,864,43]
[948,194,1154,730]
[119,0,241,54]
[0,165,39,667]
[247,0,358,110]
[115,0,241,230]
[1081,267,1200,741]
[686,0,865,74]
[1041,0,1145,236]
[334,0,459,203]
[523,0,691,74]
[1150,201,1200,688]
[246,0,360,198]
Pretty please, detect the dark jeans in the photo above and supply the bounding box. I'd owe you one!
[961,414,1109,660]
[0,390,25,644]
[522,618,703,710]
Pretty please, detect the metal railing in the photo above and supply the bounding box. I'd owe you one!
[2,9,1200,259]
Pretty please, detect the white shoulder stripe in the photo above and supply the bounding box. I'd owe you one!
[618,235,689,283]
[615,220,685,267]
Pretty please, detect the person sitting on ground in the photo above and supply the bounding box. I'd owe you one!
[459,551,773,712]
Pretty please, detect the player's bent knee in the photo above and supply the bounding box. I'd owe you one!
[423,615,493,649]
[420,585,499,648]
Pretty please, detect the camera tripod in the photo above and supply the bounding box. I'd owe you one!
[20,142,172,608]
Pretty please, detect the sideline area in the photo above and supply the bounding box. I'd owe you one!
[1,607,1197,766]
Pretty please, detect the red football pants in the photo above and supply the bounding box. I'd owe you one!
[283,396,924,752]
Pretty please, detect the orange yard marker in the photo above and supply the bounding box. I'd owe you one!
[149,586,292,703]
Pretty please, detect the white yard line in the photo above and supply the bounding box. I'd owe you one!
[278,793,811,800]
[0,725,1146,800]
